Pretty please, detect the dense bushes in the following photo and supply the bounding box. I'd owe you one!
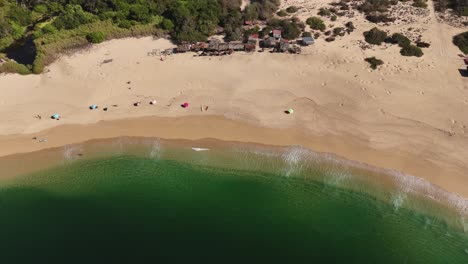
[276,10,288,17]
[412,0,428,8]
[400,44,424,57]
[363,27,387,45]
[0,61,31,75]
[306,17,326,31]
[391,33,411,47]
[86,31,106,43]
[267,18,301,39]
[364,57,384,69]
[453,31,468,54]
[286,6,298,13]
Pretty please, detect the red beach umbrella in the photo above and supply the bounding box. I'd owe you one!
[183,102,189,108]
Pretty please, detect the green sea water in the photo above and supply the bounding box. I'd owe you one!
[0,139,467,263]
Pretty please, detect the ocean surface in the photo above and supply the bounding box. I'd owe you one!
[0,138,467,263]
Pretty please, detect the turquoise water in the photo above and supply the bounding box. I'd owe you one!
[0,139,467,263]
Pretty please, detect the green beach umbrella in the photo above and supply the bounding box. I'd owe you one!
[287,109,294,114]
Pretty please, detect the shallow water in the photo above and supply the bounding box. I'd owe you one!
[0,138,467,263]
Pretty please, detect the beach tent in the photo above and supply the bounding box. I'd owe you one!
[286,109,294,114]
[51,113,60,119]
[89,104,98,110]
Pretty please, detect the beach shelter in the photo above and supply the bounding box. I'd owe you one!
[89,104,98,110]
[51,113,60,119]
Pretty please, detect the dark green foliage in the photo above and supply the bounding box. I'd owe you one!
[365,56,384,69]
[160,19,174,31]
[286,6,298,13]
[53,5,95,30]
[86,31,106,43]
[267,18,301,39]
[345,21,355,30]
[453,32,468,54]
[277,10,288,17]
[0,61,31,75]
[391,33,411,47]
[318,8,332,16]
[416,41,430,48]
[412,0,428,8]
[306,17,326,31]
[363,27,387,45]
[302,31,312,37]
[435,0,467,16]
[7,6,32,26]
[331,15,337,21]
[400,44,423,57]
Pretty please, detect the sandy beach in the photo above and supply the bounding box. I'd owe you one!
[0,2,467,197]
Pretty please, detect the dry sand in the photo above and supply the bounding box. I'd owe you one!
[0,2,467,196]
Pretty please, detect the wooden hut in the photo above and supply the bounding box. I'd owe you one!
[208,39,221,51]
[275,39,289,53]
[263,37,277,48]
[228,41,245,51]
[176,42,191,53]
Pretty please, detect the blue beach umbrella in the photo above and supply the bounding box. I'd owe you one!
[51,113,60,119]
[89,104,98,110]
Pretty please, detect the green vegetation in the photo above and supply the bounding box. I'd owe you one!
[0,0,283,74]
[86,31,106,44]
[0,61,31,75]
[358,0,396,22]
[364,57,384,69]
[306,17,326,31]
[267,18,301,39]
[412,0,428,8]
[363,27,387,45]
[277,10,288,17]
[435,0,468,16]
[391,33,411,47]
[453,32,468,54]
[286,6,298,13]
[400,44,424,57]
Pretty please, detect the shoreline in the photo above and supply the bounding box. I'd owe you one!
[1,114,467,198]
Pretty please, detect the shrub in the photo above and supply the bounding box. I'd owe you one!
[318,8,332,16]
[333,27,345,36]
[277,10,288,17]
[306,17,326,31]
[416,41,430,48]
[325,36,336,42]
[331,15,337,21]
[391,33,411,47]
[42,24,58,35]
[412,0,428,8]
[302,32,312,37]
[365,13,395,23]
[160,19,174,31]
[345,21,355,30]
[314,32,320,39]
[0,61,31,75]
[286,6,298,13]
[86,31,107,43]
[400,44,424,57]
[364,57,384,69]
[453,32,468,54]
[363,27,387,45]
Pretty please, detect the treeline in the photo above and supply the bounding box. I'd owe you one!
[0,0,283,74]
